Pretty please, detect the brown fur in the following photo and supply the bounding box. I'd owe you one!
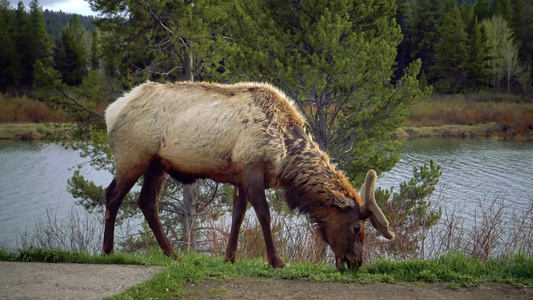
[279,126,364,216]
[103,81,381,270]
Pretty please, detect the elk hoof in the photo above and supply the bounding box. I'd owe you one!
[224,256,237,264]
[272,257,286,268]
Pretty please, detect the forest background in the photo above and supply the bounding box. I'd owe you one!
[1,0,533,265]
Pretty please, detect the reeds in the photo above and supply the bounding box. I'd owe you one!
[0,93,70,123]
[367,191,533,262]
[16,191,532,266]
[406,94,533,137]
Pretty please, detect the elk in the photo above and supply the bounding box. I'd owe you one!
[103,81,394,270]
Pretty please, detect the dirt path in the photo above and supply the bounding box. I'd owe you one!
[0,261,162,299]
[1,261,531,299]
[185,278,533,300]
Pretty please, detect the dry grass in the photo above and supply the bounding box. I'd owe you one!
[0,94,70,123]
[17,191,533,266]
[194,190,533,266]
[0,123,74,139]
[406,94,533,137]
[200,209,326,264]
[367,191,533,262]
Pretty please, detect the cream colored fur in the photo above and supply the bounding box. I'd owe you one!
[105,81,305,186]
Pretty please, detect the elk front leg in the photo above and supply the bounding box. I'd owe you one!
[243,170,285,268]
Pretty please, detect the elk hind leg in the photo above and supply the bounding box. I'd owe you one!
[225,185,248,263]
[103,176,137,255]
[137,160,176,257]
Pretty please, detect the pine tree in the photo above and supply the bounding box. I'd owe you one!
[512,0,533,73]
[459,2,475,35]
[411,0,444,85]
[467,16,491,91]
[92,0,231,87]
[228,0,431,183]
[0,1,20,89]
[89,29,100,71]
[433,5,469,92]
[13,1,31,86]
[443,0,456,13]
[474,0,492,21]
[394,0,413,82]
[26,0,52,86]
[98,30,120,79]
[52,15,88,86]
[492,0,512,24]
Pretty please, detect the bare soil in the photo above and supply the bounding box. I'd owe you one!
[184,278,533,300]
[0,261,162,300]
[1,261,531,299]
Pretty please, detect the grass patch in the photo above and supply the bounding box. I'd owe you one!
[0,247,171,266]
[0,94,70,123]
[398,123,502,138]
[112,252,533,299]
[0,123,74,140]
[403,94,533,138]
[1,248,532,299]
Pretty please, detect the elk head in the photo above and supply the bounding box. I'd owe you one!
[323,170,394,271]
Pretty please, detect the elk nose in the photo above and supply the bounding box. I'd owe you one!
[336,256,361,271]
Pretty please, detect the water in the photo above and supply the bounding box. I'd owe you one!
[378,138,533,221]
[0,140,112,249]
[1,138,532,250]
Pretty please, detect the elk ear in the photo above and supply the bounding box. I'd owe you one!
[325,187,355,208]
[360,170,395,240]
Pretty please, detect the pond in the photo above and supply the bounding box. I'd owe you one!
[1,138,532,250]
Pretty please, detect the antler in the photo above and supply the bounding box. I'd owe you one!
[360,170,395,240]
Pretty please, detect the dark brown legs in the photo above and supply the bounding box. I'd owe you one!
[225,169,285,268]
[225,186,248,263]
[137,162,176,257]
[106,160,283,268]
[103,160,176,257]
[102,177,136,255]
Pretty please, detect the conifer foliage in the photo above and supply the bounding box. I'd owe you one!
[1,0,532,254]
[1,0,532,95]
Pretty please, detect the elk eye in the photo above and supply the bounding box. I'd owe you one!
[354,224,361,233]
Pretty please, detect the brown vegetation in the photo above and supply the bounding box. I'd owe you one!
[0,94,70,123]
[197,192,533,265]
[404,94,533,138]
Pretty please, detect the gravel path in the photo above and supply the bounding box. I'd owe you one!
[1,261,531,300]
[0,261,161,300]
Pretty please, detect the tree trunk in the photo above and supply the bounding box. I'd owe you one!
[181,183,197,251]
[181,45,197,251]
[183,51,193,82]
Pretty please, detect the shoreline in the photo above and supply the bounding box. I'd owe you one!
[1,122,532,141]
[393,123,533,140]
[0,123,74,140]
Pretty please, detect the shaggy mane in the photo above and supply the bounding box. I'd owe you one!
[279,126,363,218]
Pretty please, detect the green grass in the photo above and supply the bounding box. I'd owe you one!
[0,247,171,266]
[2,247,532,299]
[110,252,533,299]
[0,122,74,139]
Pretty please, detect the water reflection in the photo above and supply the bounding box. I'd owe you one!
[0,140,112,249]
[1,138,532,250]
[378,138,533,222]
